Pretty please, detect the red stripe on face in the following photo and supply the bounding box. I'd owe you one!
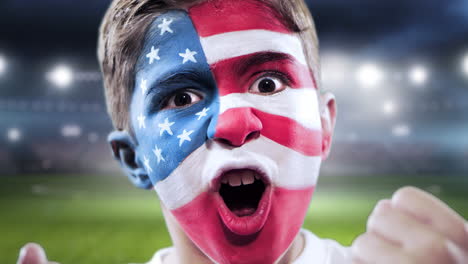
[214,108,322,156]
[211,53,316,97]
[189,0,290,37]
[171,186,314,264]
[253,109,322,156]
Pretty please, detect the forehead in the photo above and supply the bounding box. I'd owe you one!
[134,0,308,82]
[134,10,209,88]
[188,0,290,37]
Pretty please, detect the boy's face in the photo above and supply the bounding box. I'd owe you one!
[124,0,331,263]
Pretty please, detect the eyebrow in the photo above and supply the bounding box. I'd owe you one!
[233,52,294,76]
[145,71,203,97]
[144,52,294,97]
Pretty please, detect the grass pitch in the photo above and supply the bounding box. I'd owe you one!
[1,174,467,263]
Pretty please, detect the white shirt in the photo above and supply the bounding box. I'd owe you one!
[140,229,350,264]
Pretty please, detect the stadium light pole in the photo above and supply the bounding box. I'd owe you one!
[47,65,73,89]
[0,55,6,76]
[356,63,385,89]
[409,65,428,86]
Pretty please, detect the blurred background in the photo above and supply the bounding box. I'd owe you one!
[1,0,467,263]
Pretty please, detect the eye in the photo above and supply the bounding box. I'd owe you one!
[163,90,203,109]
[249,75,287,95]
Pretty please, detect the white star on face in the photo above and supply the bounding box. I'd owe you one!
[195,107,210,120]
[152,145,165,164]
[137,114,146,129]
[146,46,160,64]
[140,79,148,95]
[158,118,175,136]
[179,48,197,64]
[143,155,153,173]
[158,18,174,35]
[177,129,194,147]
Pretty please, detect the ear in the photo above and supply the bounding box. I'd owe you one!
[108,131,153,190]
[320,92,337,160]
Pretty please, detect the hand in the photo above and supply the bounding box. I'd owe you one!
[17,243,60,264]
[351,186,468,264]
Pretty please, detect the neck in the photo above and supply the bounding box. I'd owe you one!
[161,203,305,264]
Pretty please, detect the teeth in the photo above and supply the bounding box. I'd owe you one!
[225,171,242,186]
[228,175,242,186]
[241,170,255,185]
[222,170,258,187]
[221,177,228,184]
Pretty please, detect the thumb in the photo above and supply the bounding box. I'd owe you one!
[17,243,48,264]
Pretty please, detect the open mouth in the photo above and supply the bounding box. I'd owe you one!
[219,169,266,217]
[214,168,272,236]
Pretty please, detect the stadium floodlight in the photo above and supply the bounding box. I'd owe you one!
[392,124,411,137]
[382,100,397,116]
[7,128,21,142]
[47,65,73,89]
[356,63,384,88]
[0,55,6,75]
[61,124,82,138]
[463,53,468,76]
[409,65,428,86]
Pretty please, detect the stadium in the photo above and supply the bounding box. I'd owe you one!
[1,0,467,263]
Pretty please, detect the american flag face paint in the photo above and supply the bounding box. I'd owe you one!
[130,1,322,263]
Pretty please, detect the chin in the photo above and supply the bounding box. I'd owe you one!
[171,172,315,264]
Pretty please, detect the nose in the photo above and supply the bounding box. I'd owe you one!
[214,108,262,147]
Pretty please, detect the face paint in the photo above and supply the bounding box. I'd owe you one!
[130,1,322,263]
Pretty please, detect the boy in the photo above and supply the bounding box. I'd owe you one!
[18,0,468,263]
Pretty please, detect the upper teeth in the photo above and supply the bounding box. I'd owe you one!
[222,170,257,187]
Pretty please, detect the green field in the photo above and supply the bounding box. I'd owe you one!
[1,174,467,263]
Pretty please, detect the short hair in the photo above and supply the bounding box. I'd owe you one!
[98,0,320,131]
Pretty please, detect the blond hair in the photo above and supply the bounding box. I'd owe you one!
[98,0,320,131]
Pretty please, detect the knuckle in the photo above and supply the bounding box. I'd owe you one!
[373,199,391,217]
[351,234,368,250]
[392,186,419,203]
[351,234,372,259]
[366,214,378,232]
[367,199,391,231]
[375,199,391,212]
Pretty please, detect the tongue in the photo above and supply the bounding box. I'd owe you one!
[232,207,256,217]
